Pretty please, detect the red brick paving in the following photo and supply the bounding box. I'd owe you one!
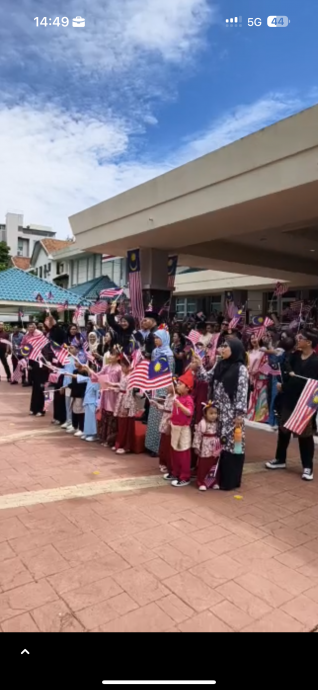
[0,384,318,632]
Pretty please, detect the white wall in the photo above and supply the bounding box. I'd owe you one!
[32,246,57,281]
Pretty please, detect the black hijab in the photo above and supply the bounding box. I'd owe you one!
[213,337,246,401]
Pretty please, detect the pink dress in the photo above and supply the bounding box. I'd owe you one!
[91,364,121,445]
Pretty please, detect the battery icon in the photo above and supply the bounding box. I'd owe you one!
[267,16,290,27]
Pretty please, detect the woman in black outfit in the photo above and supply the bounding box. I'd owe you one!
[107,305,136,355]
[171,332,186,377]
[266,330,318,481]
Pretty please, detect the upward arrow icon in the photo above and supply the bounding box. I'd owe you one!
[21,649,30,655]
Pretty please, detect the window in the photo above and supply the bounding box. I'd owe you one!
[210,295,222,314]
[39,266,43,278]
[57,262,64,275]
[175,298,197,318]
[17,238,24,256]
[47,262,51,274]
[175,299,186,318]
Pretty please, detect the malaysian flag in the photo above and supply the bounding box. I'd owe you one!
[44,390,55,412]
[21,334,49,362]
[18,309,24,319]
[11,359,27,383]
[229,307,245,329]
[51,343,70,366]
[167,255,178,291]
[99,288,123,299]
[127,249,144,323]
[89,301,108,315]
[284,378,318,435]
[127,356,173,391]
[45,291,54,301]
[34,292,44,303]
[186,330,201,346]
[57,300,69,312]
[254,316,274,340]
[226,301,237,320]
[274,282,289,297]
[73,305,86,322]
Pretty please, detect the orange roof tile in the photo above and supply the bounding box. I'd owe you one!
[11,256,31,270]
[41,239,73,254]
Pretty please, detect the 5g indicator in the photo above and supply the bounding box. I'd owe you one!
[267,16,290,27]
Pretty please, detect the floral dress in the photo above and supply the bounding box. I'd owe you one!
[196,364,249,453]
[145,355,175,455]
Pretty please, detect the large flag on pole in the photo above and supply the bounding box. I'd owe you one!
[127,249,144,323]
[284,378,318,435]
[21,334,49,362]
[167,255,178,290]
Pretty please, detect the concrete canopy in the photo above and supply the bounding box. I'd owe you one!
[69,105,318,288]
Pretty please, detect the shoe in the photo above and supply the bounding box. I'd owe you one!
[85,436,96,442]
[198,485,207,491]
[111,446,116,451]
[60,422,69,429]
[66,426,75,433]
[35,413,44,417]
[74,430,83,437]
[116,448,126,454]
[29,411,34,416]
[171,479,191,488]
[11,381,18,386]
[265,459,286,470]
[51,420,60,425]
[163,473,175,481]
[302,468,314,481]
[213,484,220,491]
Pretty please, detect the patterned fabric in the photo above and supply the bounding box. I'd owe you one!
[193,420,221,458]
[145,354,174,454]
[98,410,118,445]
[196,363,249,453]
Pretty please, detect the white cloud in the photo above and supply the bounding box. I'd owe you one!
[5,0,214,73]
[0,92,315,239]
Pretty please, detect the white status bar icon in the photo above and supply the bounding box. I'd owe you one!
[73,16,85,27]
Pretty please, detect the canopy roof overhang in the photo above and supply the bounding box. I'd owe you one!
[69,105,318,288]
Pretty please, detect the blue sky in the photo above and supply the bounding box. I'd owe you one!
[0,0,317,236]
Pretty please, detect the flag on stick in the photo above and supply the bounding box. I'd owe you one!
[185,330,201,347]
[21,334,49,361]
[284,378,318,435]
[127,249,144,323]
[44,390,55,412]
[127,356,173,391]
[89,301,108,315]
[274,282,289,296]
[99,288,123,299]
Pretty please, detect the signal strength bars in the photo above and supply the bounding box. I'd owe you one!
[225,17,242,26]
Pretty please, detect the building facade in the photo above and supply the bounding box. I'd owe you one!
[0,212,56,259]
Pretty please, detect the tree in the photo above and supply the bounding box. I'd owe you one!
[0,242,11,272]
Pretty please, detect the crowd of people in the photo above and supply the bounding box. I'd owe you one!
[0,304,317,489]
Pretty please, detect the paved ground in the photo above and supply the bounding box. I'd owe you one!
[0,380,318,633]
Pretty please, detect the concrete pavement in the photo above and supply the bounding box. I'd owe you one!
[0,382,318,633]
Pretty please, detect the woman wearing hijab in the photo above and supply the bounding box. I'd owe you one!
[145,328,175,457]
[193,337,249,490]
[107,306,137,355]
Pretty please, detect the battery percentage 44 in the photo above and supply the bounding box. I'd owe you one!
[267,16,290,27]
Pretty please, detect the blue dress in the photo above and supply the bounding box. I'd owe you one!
[77,375,100,437]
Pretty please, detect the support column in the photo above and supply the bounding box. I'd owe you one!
[140,249,172,313]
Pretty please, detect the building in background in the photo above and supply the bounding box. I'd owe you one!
[0,212,56,260]
[29,238,74,288]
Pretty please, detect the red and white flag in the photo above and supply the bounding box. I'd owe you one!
[274,282,289,296]
[284,378,318,435]
[89,301,108,315]
[99,288,123,299]
[27,334,50,361]
[255,316,274,340]
[186,330,201,346]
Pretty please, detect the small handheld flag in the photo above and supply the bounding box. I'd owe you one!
[284,378,318,435]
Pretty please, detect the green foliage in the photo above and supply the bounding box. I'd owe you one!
[0,242,11,272]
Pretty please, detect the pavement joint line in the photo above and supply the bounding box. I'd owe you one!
[0,428,61,444]
[0,475,166,509]
[0,462,267,510]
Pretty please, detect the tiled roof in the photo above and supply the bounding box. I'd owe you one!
[70,275,118,299]
[41,239,74,255]
[0,268,88,305]
[11,256,31,270]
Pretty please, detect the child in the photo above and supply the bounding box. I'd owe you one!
[113,356,136,454]
[193,402,222,491]
[165,369,194,487]
[60,344,78,430]
[69,367,87,437]
[150,385,175,473]
[75,366,100,442]
[93,348,122,447]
